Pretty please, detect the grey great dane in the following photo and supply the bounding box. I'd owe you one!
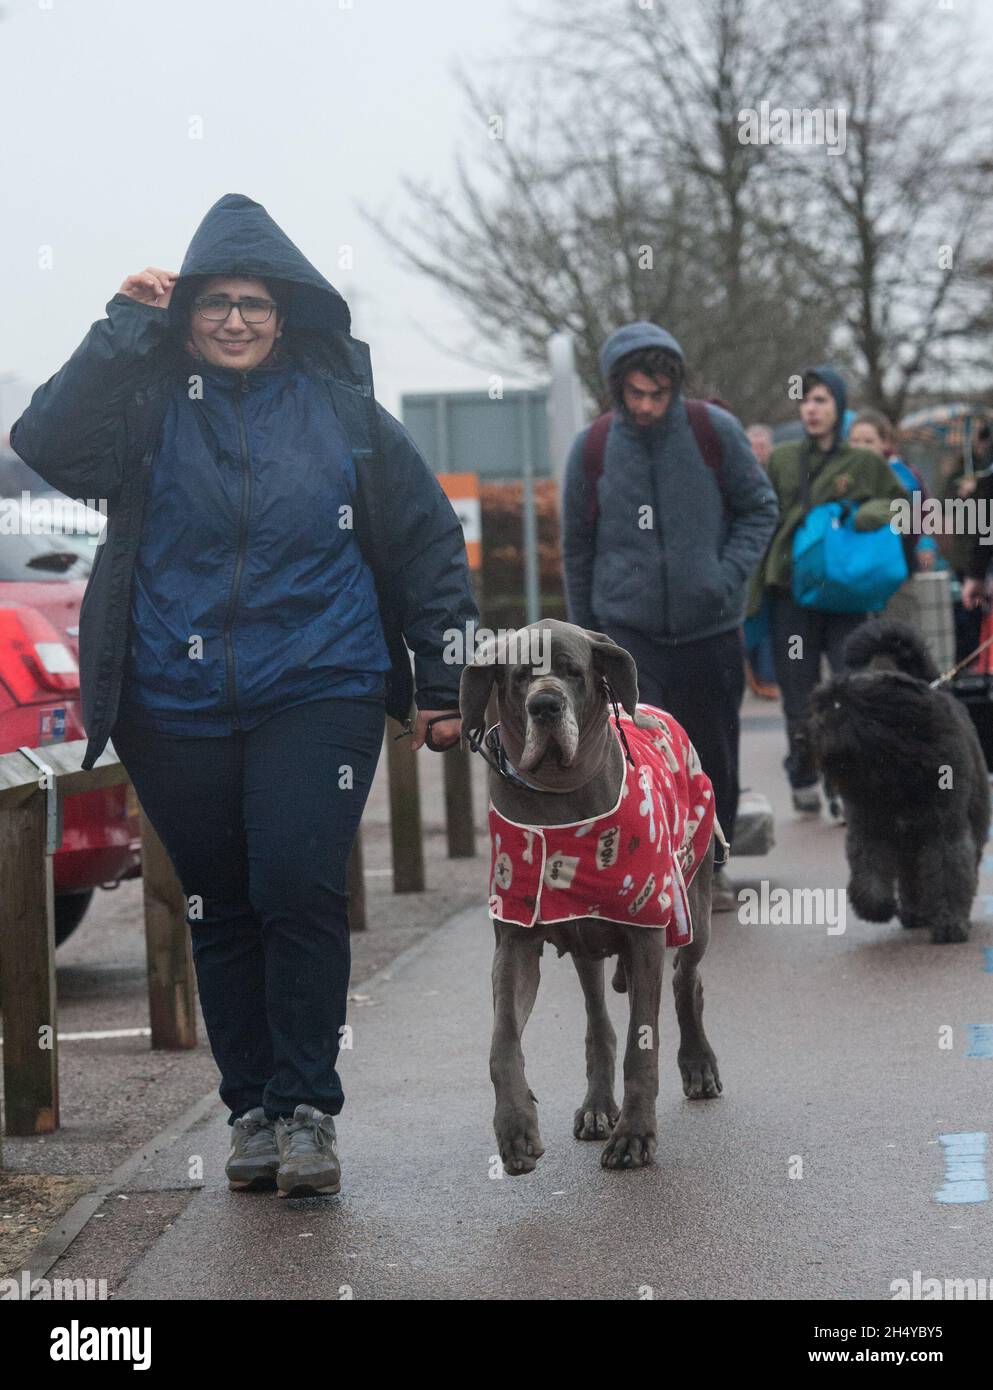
[460,618,723,1174]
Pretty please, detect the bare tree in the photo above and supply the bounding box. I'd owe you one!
[779,0,993,417]
[366,0,993,422]
[365,0,835,421]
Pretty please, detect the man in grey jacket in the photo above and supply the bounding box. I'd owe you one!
[561,322,779,908]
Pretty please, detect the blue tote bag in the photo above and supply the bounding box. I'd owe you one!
[792,499,908,613]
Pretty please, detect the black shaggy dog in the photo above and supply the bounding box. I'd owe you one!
[804,619,991,943]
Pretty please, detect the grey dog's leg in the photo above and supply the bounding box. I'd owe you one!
[490,924,546,1174]
[571,955,620,1140]
[673,842,722,1099]
[601,927,665,1170]
[845,807,899,922]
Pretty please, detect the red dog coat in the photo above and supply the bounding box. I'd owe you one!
[488,704,715,946]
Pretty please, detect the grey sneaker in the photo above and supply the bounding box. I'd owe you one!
[791,783,822,815]
[274,1104,341,1197]
[226,1107,279,1192]
[712,867,737,913]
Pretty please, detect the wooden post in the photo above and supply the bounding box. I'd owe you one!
[0,787,58,1136]
[386,725,424,893]
[447,566,486,862]
[443,746,476,858]
[347,827,366,931]
[138,805,197,1051]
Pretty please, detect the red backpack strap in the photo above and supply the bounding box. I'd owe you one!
[582,402,729,529]
[581,411,614,534]
[685,399,729,517]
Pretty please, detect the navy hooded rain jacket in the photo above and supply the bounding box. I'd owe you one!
[11,193,478,768]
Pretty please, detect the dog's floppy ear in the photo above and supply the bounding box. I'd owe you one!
[583,628,651,726]
[459,634,505,745]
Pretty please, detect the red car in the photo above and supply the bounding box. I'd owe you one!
[0,500,141,944]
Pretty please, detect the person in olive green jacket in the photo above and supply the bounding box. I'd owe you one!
[748,366,909,813]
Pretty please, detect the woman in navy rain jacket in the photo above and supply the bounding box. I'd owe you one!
[11,194,478,1198]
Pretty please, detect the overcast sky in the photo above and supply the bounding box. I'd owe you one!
[5,0,992,439]
[0,0,537,431]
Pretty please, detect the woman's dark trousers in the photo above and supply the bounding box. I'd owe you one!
[111,696,385,1125]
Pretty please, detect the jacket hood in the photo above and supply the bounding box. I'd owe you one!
[167,193,351,344]
[599,322,685,389]
[802,364,848,427]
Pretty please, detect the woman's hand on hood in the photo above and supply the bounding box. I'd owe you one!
[119,267,178,309]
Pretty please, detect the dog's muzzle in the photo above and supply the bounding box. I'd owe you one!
[526,690,565,724]
[521,680,579,770]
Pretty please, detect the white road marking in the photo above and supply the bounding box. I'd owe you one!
[0,1026,153,1044]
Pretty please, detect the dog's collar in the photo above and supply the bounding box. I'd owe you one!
[466,682,637,793]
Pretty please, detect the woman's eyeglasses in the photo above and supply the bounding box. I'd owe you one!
[194,296,278,324]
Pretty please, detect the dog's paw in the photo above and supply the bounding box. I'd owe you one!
[898,911,927,930]
[494,1105,545,1175]
[930,919,971,945]
[848,882,897,923]
[573,1101,620,1140]
[678,1050,722,1099]
[601,1124,656,1170]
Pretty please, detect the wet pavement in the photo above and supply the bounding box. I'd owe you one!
[32,708,993,1300]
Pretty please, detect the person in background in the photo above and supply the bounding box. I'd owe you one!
[849,410,936,571]
[747,367,908,814]
[959,425,993,616]
[931,421,993,661]
[746,424,774,468]
[849,410,935,627]
[561,321,779,911]
[742,424,779,698]
[956,438,993,768]
[973,420,993,474]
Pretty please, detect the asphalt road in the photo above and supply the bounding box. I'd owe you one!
[42,708,993,1301]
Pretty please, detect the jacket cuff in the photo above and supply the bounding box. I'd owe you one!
[415,690,462,711]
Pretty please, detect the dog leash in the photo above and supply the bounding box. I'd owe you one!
[604,683,638,768]
[467,726,547,791]
[930,632,993,689]
[392,711,461,751]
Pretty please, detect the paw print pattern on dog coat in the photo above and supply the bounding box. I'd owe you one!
[488,704,715,945]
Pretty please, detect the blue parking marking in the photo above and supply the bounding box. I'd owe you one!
[965,1024,993,1058]
[935,1132,989,1204]
[984,948,993,973]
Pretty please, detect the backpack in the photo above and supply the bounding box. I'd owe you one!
[580,401,729,536]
